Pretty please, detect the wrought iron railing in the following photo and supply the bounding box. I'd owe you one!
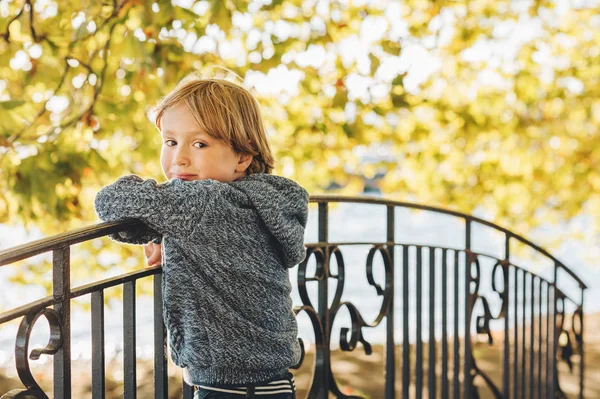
[0,195,586,398]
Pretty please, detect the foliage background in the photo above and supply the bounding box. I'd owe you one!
[0,0,599,298]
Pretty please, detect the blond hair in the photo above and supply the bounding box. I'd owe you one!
[153,75,275,175]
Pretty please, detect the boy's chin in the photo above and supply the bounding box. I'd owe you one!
[169,174,200,181]
[168,174,237,183]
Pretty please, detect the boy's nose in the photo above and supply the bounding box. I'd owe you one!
[173,150,189,166]
[173,157,189,166]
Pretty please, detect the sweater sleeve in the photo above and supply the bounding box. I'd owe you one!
[94,175,214,244]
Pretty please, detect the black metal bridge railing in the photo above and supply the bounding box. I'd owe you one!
[0,195,586,398]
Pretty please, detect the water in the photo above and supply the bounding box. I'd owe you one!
[1,200,598,368]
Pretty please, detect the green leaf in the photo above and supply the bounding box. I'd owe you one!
[391,93,409,108]
[381,40,401,56]
[369,53,380,74]
[332,89,347,108]
[0,100,25,109]
[209,0,232,32]
[391,73,406,87]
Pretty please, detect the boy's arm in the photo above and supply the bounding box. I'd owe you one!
[94,175,213,244]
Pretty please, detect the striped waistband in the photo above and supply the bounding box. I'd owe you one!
[195,376,295,396]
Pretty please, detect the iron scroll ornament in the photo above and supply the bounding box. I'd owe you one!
[1,308,63,399]
[465,253,504,399]
[291,305,326,399]
[297,244,392,398]
[553,293,583,399]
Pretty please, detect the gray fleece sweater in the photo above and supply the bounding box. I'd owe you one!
[94,173,308,385]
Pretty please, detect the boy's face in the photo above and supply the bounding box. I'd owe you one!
[159,102,252,182]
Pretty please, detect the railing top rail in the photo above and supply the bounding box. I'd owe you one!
[0,219,145,267]
[310,194,587,289]
[0,195,586,289]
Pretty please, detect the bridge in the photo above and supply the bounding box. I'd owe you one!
[0,195,586,398]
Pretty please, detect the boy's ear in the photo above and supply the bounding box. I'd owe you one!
[236,152,253,173]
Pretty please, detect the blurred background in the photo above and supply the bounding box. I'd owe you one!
[1,0,599,397]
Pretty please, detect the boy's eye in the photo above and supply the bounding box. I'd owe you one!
[164,140,206,148]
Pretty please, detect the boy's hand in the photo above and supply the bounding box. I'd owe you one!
[144,243,162,267]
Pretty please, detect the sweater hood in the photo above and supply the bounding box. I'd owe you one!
[231,174,309,268]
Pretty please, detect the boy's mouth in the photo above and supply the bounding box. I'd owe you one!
[173,174,197,180]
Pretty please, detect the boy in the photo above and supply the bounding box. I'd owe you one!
[94,76,308,398]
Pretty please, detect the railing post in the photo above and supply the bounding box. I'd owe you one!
[452,250,460,399]
[416,246,423,398]
[91,290,105,398]
[503,235,510,398]
[53,246,71,399]
[441,249,449,398]
[403,244,410,399]
[154,273,168,399]
[579,289,585,399]
[521,271,527,399]
[529,274,535,399]
[428,246,436,399]
[537,277,543,398]
[463,220,472,399]
[317,202,329,399]
[545,280,551,399]
[123,281,137,399]
[551,263,558,399]
[385,205,395,399]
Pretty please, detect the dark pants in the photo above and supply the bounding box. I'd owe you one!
[193,372,296,399]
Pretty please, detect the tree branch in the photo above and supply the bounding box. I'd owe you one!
[25,0,38,42]
[5,61,71,147]
[42,20,119,143]
[68,0,128,50]
[2,0,128,151]
[0,3,25,42]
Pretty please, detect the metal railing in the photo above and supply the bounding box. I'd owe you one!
[0,195,586,398]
